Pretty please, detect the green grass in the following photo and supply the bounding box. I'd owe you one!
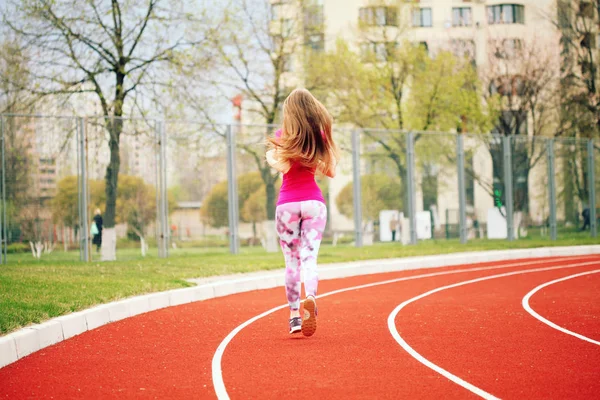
[1,233,598,335]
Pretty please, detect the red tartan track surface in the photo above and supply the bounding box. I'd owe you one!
[1,255,599,399]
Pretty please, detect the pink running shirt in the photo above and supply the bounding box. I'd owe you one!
[274,129,325,206]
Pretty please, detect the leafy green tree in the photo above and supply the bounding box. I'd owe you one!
[336,174,402,224]
[311,39,491,213]
[4,0,214,259]
[200,181,228,228]
[202,172,281,232]
[53,175,168,240]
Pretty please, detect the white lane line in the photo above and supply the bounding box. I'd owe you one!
[387,260,600,400]
[522,269,600,346]
[211,256,595,400]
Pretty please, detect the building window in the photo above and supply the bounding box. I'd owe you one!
[578,1,594,18]
[271,4,282,21]
[304,5,324,29]
[489,75,527,98]
[451,39,476,62]
[360,41,397,62]
[452,7,472,27]
[412,8,433,28]
[492,38,523,59]
[359,6,398,26]
[307,33,324,52]
[487,4,525,24]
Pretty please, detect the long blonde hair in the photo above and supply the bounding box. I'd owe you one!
[268,89,339,173]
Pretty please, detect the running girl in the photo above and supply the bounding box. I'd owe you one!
[266,88,339,337]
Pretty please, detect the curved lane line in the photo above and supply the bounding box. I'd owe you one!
[387,260,600,400]
[522,269,600,346]
[212,256,594,400]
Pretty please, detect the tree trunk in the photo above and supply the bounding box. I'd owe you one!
[101,69,126,261]
[563,154,576,226]
[265,180,276,219]
[101,115,123,261]
[512,144,530,214]
[264,177,278,253]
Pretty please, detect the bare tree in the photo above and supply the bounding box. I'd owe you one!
[0,38,35,241]
[310,5,486,214]
[190,0,310,224]
[553,0,600,137]
[550,0,600,223]
[476,34,563,216]
[3,0,214,259]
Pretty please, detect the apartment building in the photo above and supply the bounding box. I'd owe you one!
[265,0,597,237]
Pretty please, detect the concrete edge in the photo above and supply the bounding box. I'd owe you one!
[1,245,598,370]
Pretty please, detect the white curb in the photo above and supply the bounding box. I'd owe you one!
[0,335,18,368]
[147,292,170,311]
[31,321,64,349]
[169,288,195,307]
[56,311,88,340]
[1,245,599,371]
[13,328,40,359]
[128,296,151,317]
[106,301,131,322]
[85,306,111,331]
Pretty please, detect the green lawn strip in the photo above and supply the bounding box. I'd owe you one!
[1,235,598,334]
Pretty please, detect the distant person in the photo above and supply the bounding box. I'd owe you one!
[92,209,103,252]
[266,88,339,337]
[580,207,590,231]
[390,214,399,242]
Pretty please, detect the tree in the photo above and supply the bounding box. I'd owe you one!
[52,175,166,241]
[0,38,34,238]
[192,0,315,223]
[201,172,280,233]
[200,182,228,228]
[475,34,563,219]
[552,0,600,138]
[4,0,213,260]
[549,1,600,223]
[313,38,487,213]
[336,174,402,226]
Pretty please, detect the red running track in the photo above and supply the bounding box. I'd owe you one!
[1,256,599,399]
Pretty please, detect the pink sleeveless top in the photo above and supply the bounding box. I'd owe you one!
[275,130,325,206]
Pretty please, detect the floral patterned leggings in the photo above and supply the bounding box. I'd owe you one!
[275,200,327,310]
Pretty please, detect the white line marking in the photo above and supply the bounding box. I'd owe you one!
[387,260,600,400]
[522,269,600,346]
[211,256,595,400]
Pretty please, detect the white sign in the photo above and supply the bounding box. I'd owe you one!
[487,207,507,239]
[416,211,432,240]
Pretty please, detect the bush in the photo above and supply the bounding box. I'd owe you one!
[6,243,30,253]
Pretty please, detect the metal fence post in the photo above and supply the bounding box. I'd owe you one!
[406,132,417,245]
[503,136,514,241]
[351,130,363,247]
[547,139,557,241]
[154,121,162,255]
[78,117,90,262]
[226,125,239,254]
[161,121,169,257]
[588,139,597,237]
[457,134,467,244]
[156,121,169,258]
[0,116,6,264]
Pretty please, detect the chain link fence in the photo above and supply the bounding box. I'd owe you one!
[0,114,597,263]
